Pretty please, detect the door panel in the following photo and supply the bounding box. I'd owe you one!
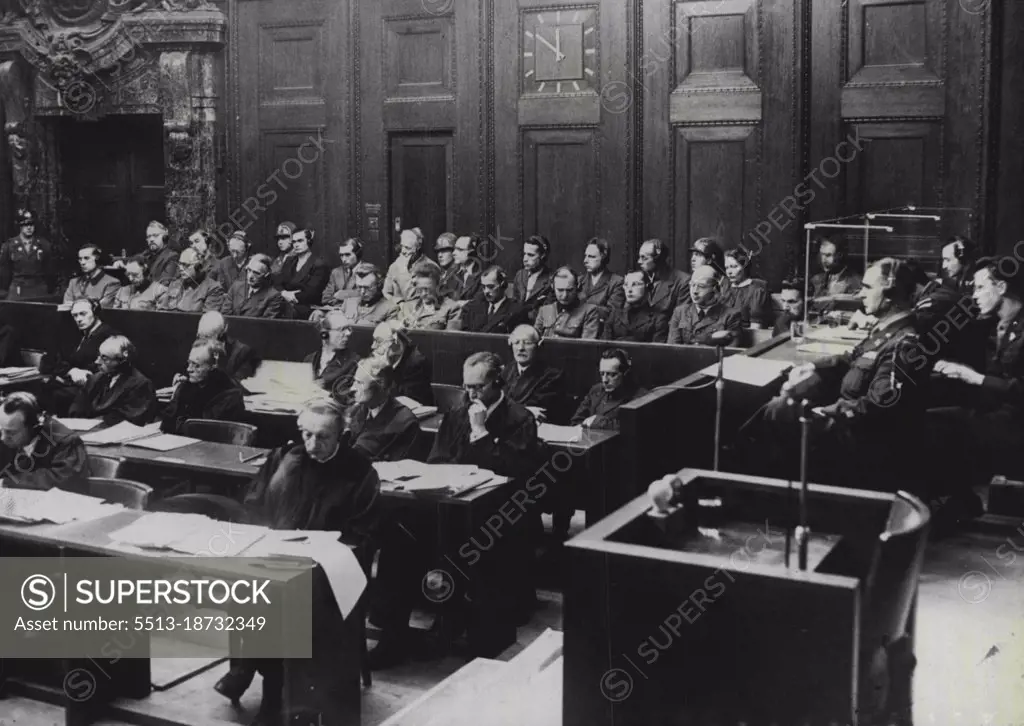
[390,134,453,256]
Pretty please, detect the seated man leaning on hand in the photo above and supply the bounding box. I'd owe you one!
[0,392,89,492]
[161,339,247,434]
[345,356,422,462]
[570,348,648,431]
[68,335,158,425]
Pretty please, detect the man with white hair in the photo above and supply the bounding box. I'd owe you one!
[501,324,566,421]
[667,265,742,345]
[220,253,285,318]
[161,338,246,434]
[196,311,261,381]
[209,231,251,290]
[306,310,360,402]
[383,228,440,302]
[68,335,157,425]
[159,248,225,313]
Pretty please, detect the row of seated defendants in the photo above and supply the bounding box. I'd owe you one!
[7,212,838,344]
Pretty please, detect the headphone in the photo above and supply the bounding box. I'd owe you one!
[948,235,975,262]
[526,235,551,260]
[877,258,915,301]
[1,391,42,432]
[602,347,632,373]
[71,298,102,317]
[645,239,669,265]
[587,237,611,266]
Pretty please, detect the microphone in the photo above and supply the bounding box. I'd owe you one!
[709,330,735,346]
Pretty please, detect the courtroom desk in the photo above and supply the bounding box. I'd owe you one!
[418,414,622,522]
[0,509,361,726]
[84,440,525,657]
[562,469,924,726]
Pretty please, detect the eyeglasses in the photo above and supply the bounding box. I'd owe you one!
[98,354,121,363]
[462,382,493,393]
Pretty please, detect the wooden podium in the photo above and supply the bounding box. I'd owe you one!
[563,469,930,726]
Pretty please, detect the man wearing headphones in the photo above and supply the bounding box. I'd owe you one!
[39,299,120,415]
[667,265,742,345]
[534,267,603,339]
[321,237,365,306]
[810,237,862,299]
[68,335,158,425]
[220,254,286,318]
[305,310,360,404]
[512,235,556,321]
[370,320,434,405]
[196,311,262,382]
[142,221,179,284]
[448,235,484,301]
[571,348,649,431]
[637,238,690,317]
[345,356,422,462]
[209,231,251,290]
[161,338,246,434]
[460,266,529,334]
[0,391,89,492]
[501,324,567,422]
[63,244,119,307]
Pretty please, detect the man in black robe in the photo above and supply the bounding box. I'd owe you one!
[68,336,157,425]
[345,357,421,461]
[500,324,566,423]
[214,398,380,724]
[161,339,246,434]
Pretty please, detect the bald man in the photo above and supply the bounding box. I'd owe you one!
[159,248,225,313]
[196,311,261,382]
[667,265,742,345]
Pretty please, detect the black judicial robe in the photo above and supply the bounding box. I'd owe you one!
[160,368,247,434]
[243,443,380,544]
[0,418,89,493]
[501,361,566,422]
[428,396,541,479]
[393,345,434,406]
[69,366,158,426]
[347,397,422,462]
[305,348,360,404]
[220,336,261,382]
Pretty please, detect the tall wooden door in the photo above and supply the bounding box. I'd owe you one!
[641,0,800,284]
[236,0,348,263]
[59,114,165,255]
[359,0,484,268]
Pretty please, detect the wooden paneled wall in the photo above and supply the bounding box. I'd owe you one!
[221,0,1019,282]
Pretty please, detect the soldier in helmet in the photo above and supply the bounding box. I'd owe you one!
[0,209,55,300]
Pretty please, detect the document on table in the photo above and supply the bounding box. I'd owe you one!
[697,356,794,387]
[373,460,501,494]
[246,530,366,618]
[127,434,200,451]
[0,487,123,524]
[0,366,38,378]
[805,325,869,343]
[54,417,104,432]
[155,386,175,401]
[796,341,856,356]
[538,423,584,444]
[108,512,268,556]
[81,420,162,445]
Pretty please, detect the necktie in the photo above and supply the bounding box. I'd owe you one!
[997,320,1010,352]
[489,303,497,316]
[697,309,706,321]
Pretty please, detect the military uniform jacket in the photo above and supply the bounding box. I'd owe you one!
[68,366,158,426]
[396,298,463,331]
[810,267,862,298]
[112,281,168,310]
[160,276,225,313]
[601,302,669,343]
[339,295,399,326]
[646,267,691,317]
[667,300,742,345]
[810,310,931,424]
[570,380,649,431]
[221,281,286,318]
[976,306,1024,417]
[209,256,249,290]
[0,236,53,299]
[63,272,120,308]
[534,301,603,339]
[580,271,625,311]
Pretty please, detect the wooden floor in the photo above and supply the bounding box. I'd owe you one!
[4,514,1023,726]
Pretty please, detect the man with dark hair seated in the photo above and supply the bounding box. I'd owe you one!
[773,277,805,336]
[220,253,286,318]
[63,244,119,308]
[570,348,648,431]
[0,392,89,492]
[68,335,158,425]
[214,398,380,724]
[161,339,247,434]
[460,266,529,334]
[345,357,421,461]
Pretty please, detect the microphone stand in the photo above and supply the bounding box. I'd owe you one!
[713,340,726,471]
[795,399,812,570]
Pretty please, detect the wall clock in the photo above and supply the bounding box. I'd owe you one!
[522,8,597,95]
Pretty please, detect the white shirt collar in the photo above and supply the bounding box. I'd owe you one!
[369,403,385,419]
[22,435,39,456]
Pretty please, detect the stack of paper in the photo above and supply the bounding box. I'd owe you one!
[538,423,584,444]
[155,386,175,401]
[796,341,856,356]
[127,434,200,452]
[0,366,38,379]
[394,396,439,420]
[0,488,123,525]
[805,325,869,343]
[82,420,162,445]
[697,356,794,387]
[55,417,103,432]
[108,512,268,556]
[373,460,502,495]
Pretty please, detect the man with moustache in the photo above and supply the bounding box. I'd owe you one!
[321,237,364,306]
[68,336,157,425]
[63,244,119,307]
[460,266,529,334]
[0,209,55,300]
[667,265,742,345]
[305,311,360,403]
[220,254,286,318]
[501,324,566,423]
[209,231,251,290]
[339,263,399,325]
[637,238,690,318]
[601,270,669,343]
[112,256,168,310]
[384,228,440,302]
[534,267,603,339]
[160,248,226,313]
[345,357,421,461]
[161,338,246,434]
[141,221,179,284]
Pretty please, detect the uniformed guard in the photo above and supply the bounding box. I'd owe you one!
[747,258,934,494]
[0,209,54,300]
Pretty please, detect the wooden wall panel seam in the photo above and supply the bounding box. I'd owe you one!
[351,0,362,235]
[976,0,992,248]
[228,0,241,214]
[755,0,766,238]
[937,0,948,210]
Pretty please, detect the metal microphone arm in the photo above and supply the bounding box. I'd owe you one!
[796,399,812,570]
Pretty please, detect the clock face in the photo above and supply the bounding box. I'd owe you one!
[523,8,598,96]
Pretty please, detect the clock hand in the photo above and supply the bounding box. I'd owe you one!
[535,30,560,57]
[555,27,565,62]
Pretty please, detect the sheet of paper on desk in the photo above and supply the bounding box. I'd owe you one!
[0,366,38,378]
[538,423,584,443]
[697,356,794,387]
[54,417,103,432]
[82,420,161,445]
[127,434,201,451]
[796,341,856,356]
[109,512,268,556]
[155,386,175,400]
[0,487,121,524]
[246,532,365,618]
[241,361,316,395]
[805,326,869,342]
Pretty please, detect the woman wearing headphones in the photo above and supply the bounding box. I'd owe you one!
[722,247,773,329]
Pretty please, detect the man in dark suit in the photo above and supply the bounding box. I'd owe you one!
[638,238,690,317]
[460,266,528,334]
[571,348,648,431]
[161,339,247,434]
[773,277,805,336]
[602,270,669,343]
[580,238,625,311]
[345,357,421,461]
[142,221,179,285]
[447,235,483,302]
[39,299,120,415]
[810,237,862,300]
[511,235,555,321]
[221,254,286,318]
[275,227,330,319]
[209,231,251,291]
[370,320,434,405]
[667,265,742,345]
[197,311,262,382]
[501,324,566,422]
[68,336,157,425]
[306,310,360,404]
